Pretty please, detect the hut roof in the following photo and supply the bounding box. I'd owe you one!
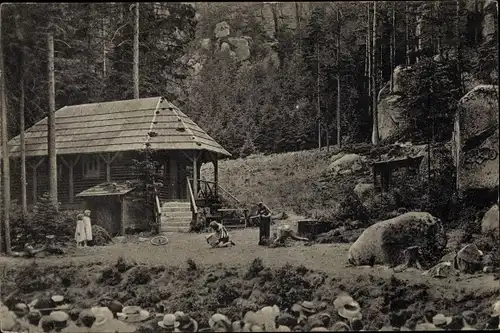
[75,182,136,197]
[6,97,231,158]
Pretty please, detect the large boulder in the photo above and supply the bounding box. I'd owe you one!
[214,21,230,38]
[481,203,499,234]
[348,212,447,267]
[392,65,413,94]
[377,95,408,141]
[353,183,375,202]
[327,154,364,176]
[451,85,499,193]
[227,37,251,61]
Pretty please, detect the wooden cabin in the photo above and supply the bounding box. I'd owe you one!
[5,97,231,233]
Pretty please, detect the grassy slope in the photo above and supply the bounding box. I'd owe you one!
[201,149,340,216]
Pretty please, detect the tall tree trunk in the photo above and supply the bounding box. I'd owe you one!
[367,2,372,118]
[405,2,410,66]
[295,2,300,31]
[316,44,321,150]
[47,33,58,208]
[434,1,442,56]
[371,1,379,145]
[456,0,463,96]
[15,13,27,216]
[133,2,140,99]
[390,2,395,93]
[336,6,341,147]
[0,5,11,254]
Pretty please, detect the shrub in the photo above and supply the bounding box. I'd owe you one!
[10,193,76,249]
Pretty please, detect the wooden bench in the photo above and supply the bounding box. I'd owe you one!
[218,208,249,229]
[372,155,424,192]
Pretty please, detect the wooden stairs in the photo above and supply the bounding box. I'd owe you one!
[160,201,192,233]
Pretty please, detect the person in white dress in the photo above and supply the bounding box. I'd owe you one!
[75,214,85,248]
[82,210,93,247]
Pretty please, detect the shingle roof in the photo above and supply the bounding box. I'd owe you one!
[75,181,135,197]
[6,97,231,158]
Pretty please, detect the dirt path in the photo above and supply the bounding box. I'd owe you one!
[1,229,498,295]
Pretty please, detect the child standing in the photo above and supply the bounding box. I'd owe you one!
[82,209,93,247]
[75,214,85,248]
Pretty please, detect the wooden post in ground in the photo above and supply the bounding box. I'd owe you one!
[47,33,58,208]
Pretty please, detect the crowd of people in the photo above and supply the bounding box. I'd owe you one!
[2,293,500,332]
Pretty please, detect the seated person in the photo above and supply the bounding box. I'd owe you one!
[208,221,235,248]
[271,224,309,247]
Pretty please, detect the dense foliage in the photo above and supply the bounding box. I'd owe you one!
[1,2,497,156]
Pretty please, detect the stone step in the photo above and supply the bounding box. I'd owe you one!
[160,226,191,233]
[160,217,192,224]
[161,221,191,227]
[162,201,190,207]
[162,212,193,218]
[161,206,192,212]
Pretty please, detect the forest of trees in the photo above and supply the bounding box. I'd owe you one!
[0,2,498,156]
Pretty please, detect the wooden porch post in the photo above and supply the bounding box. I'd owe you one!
[120,196,125,236]
[193,154,198,198]
[28,158,44,205]
[60,156,80,204]
[99,152,120,182]
[213,156,218,197]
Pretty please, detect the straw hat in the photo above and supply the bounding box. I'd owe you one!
[300,301,317,315]
[84,210,91,214]
[492,300,500,317]
[158,313,179,329]
[209,313,231,329]
[13,302,29,317]
[50,310,68,323]
[310,327,329,332]
[51,295,70,310]
[432,313,452,326]
[290,303,302,314]
[0,309,18,331]
[277,324,292,331]
[330,321,351,331]
[334,295,362,320]
[117,306,150,323]
[91,306,114,327]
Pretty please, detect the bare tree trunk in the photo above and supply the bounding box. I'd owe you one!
[371,1,379,145]
[0,5,11,254]
[390,2,395,93]
[133,2,140,99]
[47,33,58,208]
[456,0,463,96]
[405,2,410,66]
[317,45,321,151]
[367,2,372,117]
[434,1,442,56]
[15,13,27,216]
[295,2,300,31]
[336,6,341,147]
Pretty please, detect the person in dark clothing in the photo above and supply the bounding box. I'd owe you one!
[256,202,272,245]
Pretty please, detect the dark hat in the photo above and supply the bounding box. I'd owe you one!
[40,315,55,332]
[79,309,96,328]
[68,308,81,322]
[462,311,477,325]
[27,310,42,325]
[277,313,297,327]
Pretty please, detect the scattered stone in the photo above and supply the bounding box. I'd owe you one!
[214,21,230,38]
[327,154,364,176]
[481,204,499,234]
[354,183,375,202]
[227,37,251,61]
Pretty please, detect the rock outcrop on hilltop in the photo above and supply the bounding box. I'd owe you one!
[451,85,499,193]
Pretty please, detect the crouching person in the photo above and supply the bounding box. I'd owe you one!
[209,221,236,248]
[271,224,309,247]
